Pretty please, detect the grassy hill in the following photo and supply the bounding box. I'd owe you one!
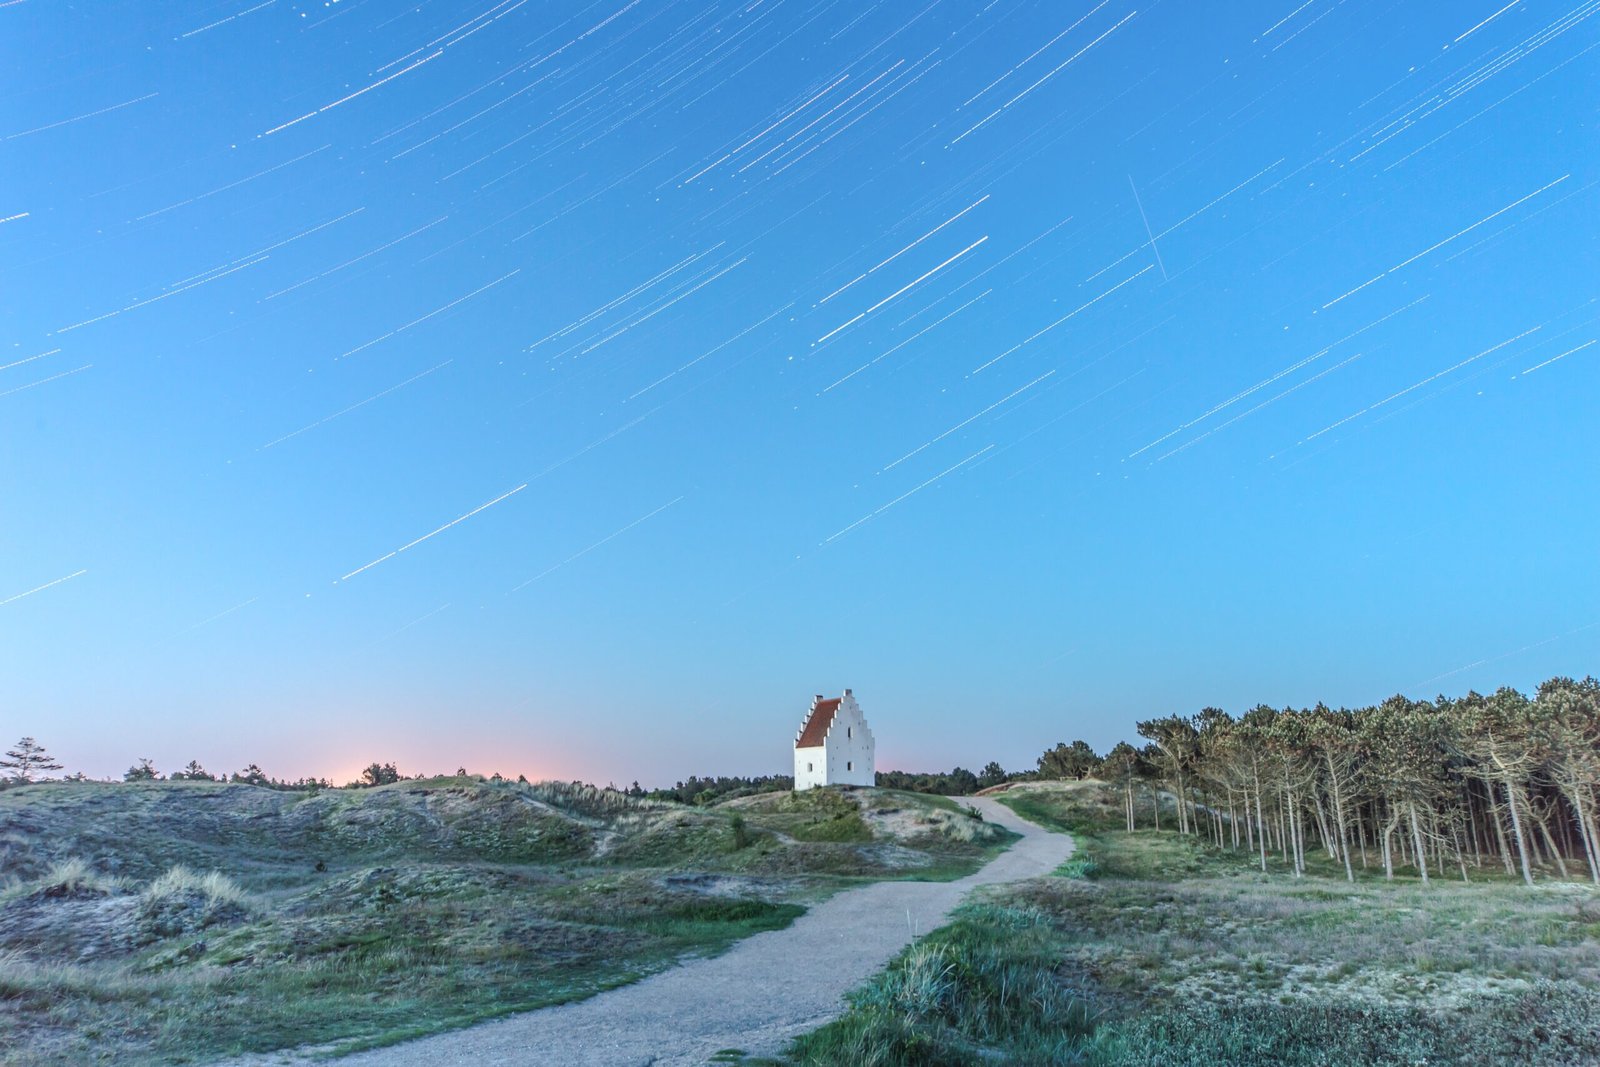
[0,777,1014,1065]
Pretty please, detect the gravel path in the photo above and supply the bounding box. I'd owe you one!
[239,795,1073,1067]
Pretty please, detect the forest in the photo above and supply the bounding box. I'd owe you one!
[1034,676,1600,885]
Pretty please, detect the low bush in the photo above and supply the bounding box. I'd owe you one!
[1057,855,1098,880]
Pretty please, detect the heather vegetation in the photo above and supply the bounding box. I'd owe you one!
[0,775,1011,1065]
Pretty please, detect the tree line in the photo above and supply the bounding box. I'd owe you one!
[876,762,1014,795]
[0,743,438,791]
[639,774,794,805]
[1032,676,1600,885]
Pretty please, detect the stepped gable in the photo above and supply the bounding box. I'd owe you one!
[795,696,840,749]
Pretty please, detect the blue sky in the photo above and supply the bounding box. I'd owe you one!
[3,0,1596,786]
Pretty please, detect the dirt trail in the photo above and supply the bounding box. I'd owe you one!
[236,795,1073,1067]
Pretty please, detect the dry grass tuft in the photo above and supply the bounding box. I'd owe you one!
[142,866,250,909]
[2,858,123,901]
[520,779,664,816]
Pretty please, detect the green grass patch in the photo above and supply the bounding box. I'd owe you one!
[790,811,873,843]
[786,902,1095,1066]
[1093,987,1600,1066]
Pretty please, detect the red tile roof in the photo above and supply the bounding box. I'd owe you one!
[796,697,840,749]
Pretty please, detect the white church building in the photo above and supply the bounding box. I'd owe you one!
[794,689,875,790]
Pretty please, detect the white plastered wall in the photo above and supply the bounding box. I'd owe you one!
[794,690,875,790]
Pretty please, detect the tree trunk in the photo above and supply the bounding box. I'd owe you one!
[1286,793,1299,876]
[1408,803,1429,885]
[1561,782,1600,884]
[1278,788,1291,864]
[1501,779,1535,886]
[1465,786,1483,868]
[1325,761,1354,882]
[1487,789,1516,875]
[1382,810,1398,880]
[1450,823,1470,883]
[1174,770,1188,835]
[1440,809,1452,876]
[1531,808,1570,880]
[1310,791,1333,859]
[1253,781,1268,873]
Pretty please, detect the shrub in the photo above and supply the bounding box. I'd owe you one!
[351,762,401,788]
[123,758,160,781]
[231,763,270,786]
[170,760,215,781]
[1057,855,1099,880]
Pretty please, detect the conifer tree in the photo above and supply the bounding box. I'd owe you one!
[0,737,63,783]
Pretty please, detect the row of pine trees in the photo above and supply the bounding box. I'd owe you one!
[1039,676,1600,886]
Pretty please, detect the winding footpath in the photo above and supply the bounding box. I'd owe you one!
[245,796,1073,1067]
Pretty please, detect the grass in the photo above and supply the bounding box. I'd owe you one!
[141,866,249,909]
[0,778,1015,1065]
[717,786,1017,883]
[2,862,809,1065]
[786,902,1095,1066]
[3,858,124,901]
[777,780,1600,1066]
[1,911,787,1062]
[730,786,875,843]
[1092,987,1600,1066]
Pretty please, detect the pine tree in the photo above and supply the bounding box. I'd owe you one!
[0,737,64,783]
[173,760,214,781]
[232,763,270,786]
[358,762,400,787]
[123,758,160,781]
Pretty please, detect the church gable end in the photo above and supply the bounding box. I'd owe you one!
[793,689,875,790]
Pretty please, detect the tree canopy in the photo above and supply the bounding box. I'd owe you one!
[1033,676,1600,886]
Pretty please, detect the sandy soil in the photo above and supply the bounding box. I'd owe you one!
[226,795,1073,1067]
